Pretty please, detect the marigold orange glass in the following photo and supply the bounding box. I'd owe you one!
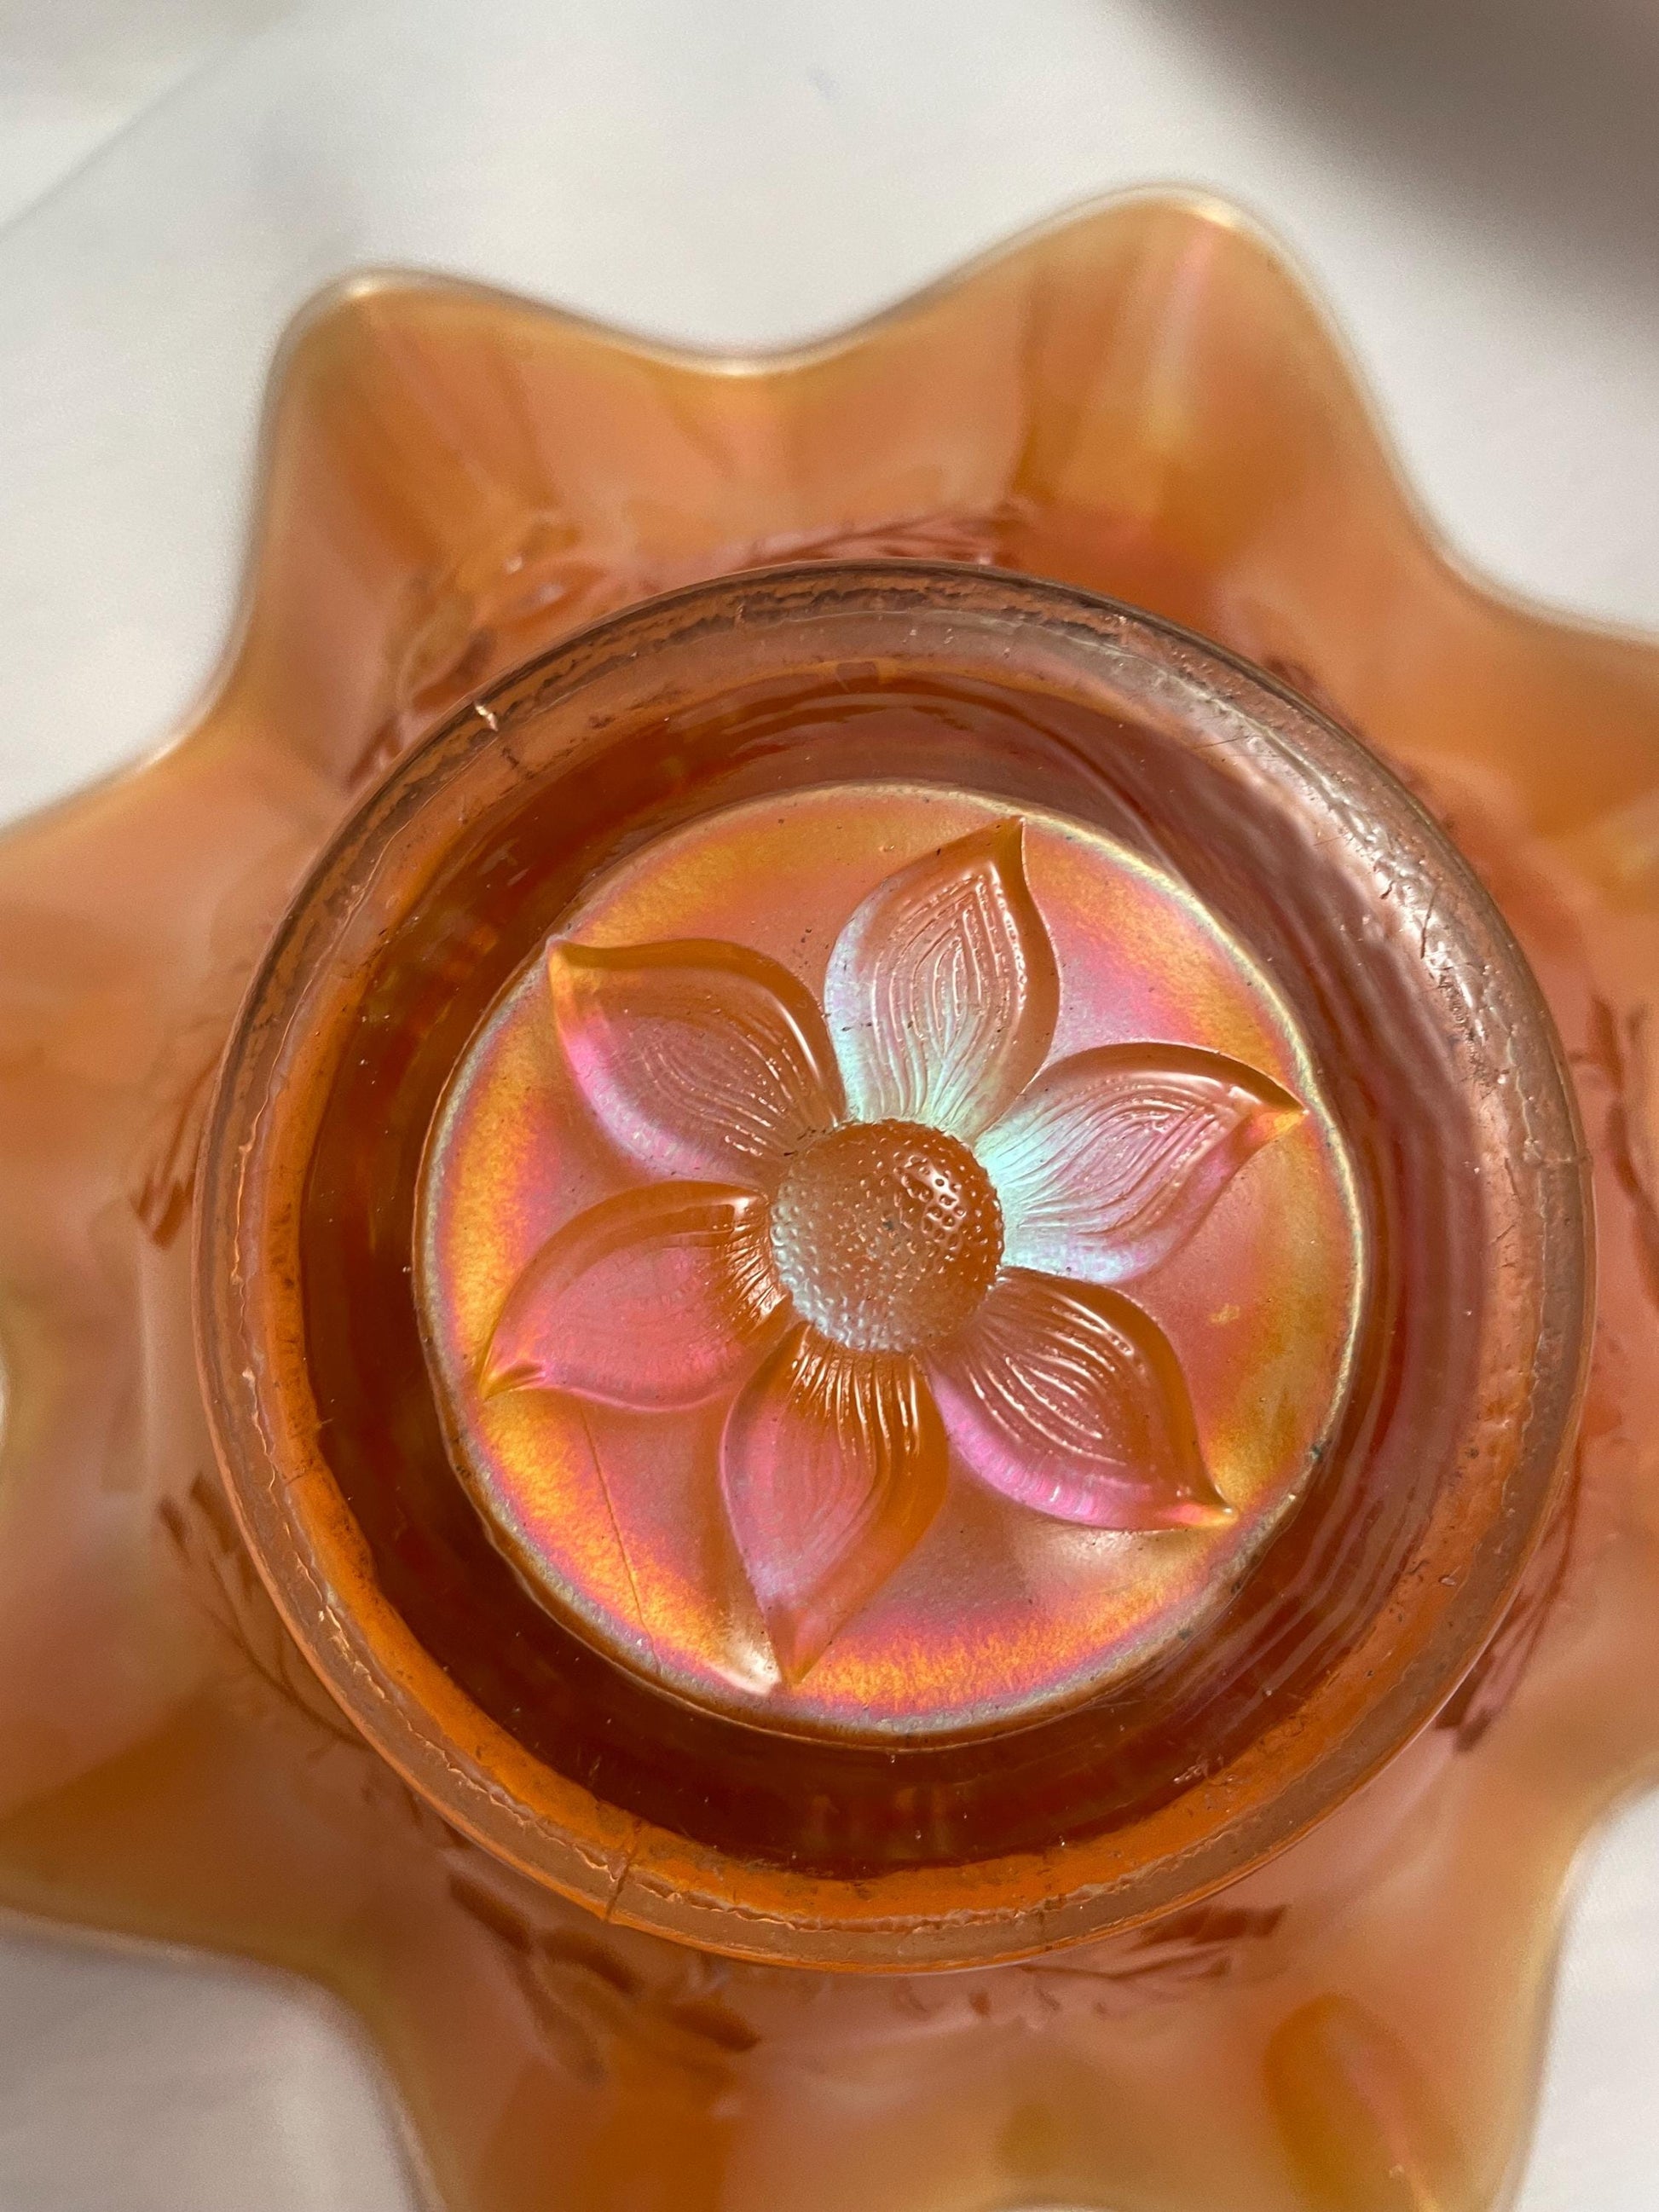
[1,195,1656,2212]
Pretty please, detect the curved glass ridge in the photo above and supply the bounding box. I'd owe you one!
[0,193,1650,2212]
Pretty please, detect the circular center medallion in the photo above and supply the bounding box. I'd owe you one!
[771,1120,1003,1351]
[417,783,1363,1740]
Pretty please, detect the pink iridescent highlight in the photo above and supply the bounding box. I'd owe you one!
[417,786,1363,1737]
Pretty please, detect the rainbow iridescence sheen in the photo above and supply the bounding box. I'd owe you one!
[417,786,1362,1737]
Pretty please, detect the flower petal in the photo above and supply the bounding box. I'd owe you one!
[978,1045,1302,1285]
[824,819,1059,1140]
[550,939,844,1187]
[928,1270,1231,1528]
[484,1183,785,1408]
[721,1327,947,1681]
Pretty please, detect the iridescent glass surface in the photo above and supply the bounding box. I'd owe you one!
[0,196,1656,2212]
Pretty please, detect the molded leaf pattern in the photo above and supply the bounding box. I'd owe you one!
[549,939,844,1185]
[824,819,1059,1140]
[485,1183,785,1409]
[979,1044,1303,1285]
[720,1326,948,1681]
[928,1270,1230,1528]
[489,821,1303,1680]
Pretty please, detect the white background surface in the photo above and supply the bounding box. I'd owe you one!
[0,2,1655,2204]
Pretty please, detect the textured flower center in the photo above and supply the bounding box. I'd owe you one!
[771,1119,1004,1352]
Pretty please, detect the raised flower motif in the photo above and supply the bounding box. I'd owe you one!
[486,823,1302,1681]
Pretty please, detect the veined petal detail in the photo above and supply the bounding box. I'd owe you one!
[484,1183,786,1407]
[721,1326,947,1681]
[824,819,1059,1141]
[928,1269,1231,1528]
[979,1044,1302,1285]
[550,939,844,1187]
